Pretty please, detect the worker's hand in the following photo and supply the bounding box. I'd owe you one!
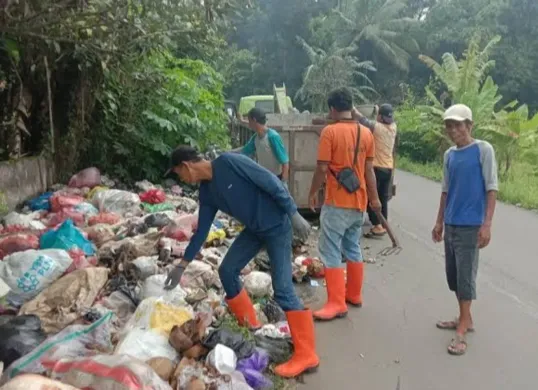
[291,212,311,242]
[309,192,319,213]
[431,223,444,243]
[478,224,491,249]
[164,260,189,290]
[369,198,382,213]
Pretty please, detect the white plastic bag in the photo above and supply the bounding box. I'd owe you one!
[115,329,178,362]
[131,256,160,280]
[0,249,72,302]
[243,271,273,298]
[140,274,188,306]
[0,374,80,390]
[206,344,237,375]
[92,189,141,217]
[2,212,46,230]
[120,297,193,337]
[1,312,113,383]
[180,260,222,291]
[46,354,172,390]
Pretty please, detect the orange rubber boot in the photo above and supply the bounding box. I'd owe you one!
[313,268,348,320]
[346,261,364,307]
[225,289,261,329]
[274,310,320,378]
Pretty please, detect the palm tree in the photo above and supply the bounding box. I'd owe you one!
[330,0,420,72]
[295,37,377,113]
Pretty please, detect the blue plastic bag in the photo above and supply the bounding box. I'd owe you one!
[40,219,95,255]
[27,192,53,211]
[236,348,272,389]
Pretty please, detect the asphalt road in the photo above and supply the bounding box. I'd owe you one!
[298,170,538,390]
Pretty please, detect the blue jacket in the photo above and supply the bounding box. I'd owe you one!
[184,153,297,261]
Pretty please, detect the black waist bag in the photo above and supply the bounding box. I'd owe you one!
[330,124,361,194]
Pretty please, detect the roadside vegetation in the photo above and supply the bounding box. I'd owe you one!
[2,0,538,210]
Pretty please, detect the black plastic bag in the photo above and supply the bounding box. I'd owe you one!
[0,315,47,368]
[254,335,293,364]
[145,214,172,229]
[262,299,286,324]
[202,329,255,359]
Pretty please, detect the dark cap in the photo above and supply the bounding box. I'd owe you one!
[378,104,394,124]
[164,145,201,177]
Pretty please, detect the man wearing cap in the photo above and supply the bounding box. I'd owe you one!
[163,145,319,377]
[238,108,290,188]
[353,103,398,237]
[432,104,498,356]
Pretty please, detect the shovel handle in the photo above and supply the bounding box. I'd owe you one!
[375,211,400,248]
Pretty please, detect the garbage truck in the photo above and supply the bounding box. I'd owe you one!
[229,87,395,211]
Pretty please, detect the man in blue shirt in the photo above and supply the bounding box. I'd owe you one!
[163,145,319,378]
[432,104,498,356]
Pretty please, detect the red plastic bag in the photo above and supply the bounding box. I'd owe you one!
[65,248,98,273]
[162,225,193,241]
[68,167,101,189]
[50,194,84,212]
[0,234,40,259]
[88,213,121,226]
[302,257,325,278]
[47,209,85,228]
[140,189,166,204]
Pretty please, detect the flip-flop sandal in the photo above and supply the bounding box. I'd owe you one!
[436,318,475,332]
[448,334,467,356]
[363,229,387,238]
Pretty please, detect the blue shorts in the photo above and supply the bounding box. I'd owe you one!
[319,205,364,269]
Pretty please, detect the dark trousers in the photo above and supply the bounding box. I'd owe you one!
[367,167,393,226]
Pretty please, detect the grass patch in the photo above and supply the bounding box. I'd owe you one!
[398,155,538,210]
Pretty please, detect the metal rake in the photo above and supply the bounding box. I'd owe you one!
[375,211,402,256]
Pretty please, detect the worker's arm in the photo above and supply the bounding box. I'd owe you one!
[309,127,332,210]
[237,134,256,157]
[183,203,218,261]
[478,141,499,248]
[352,106,376,132]
[432,150,450,242]
[267,131,290,181]
[309,162,328,199]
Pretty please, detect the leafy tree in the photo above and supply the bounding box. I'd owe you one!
[295,37,377,112]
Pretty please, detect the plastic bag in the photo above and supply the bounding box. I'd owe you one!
[26,192,53,212]
[262,299,286,324]
[206,344,237,375]
[0,374,80,390]
[237,349,272,390]
[45,354,172,390]
[141,203,176,213]
[88,212,121,226]
[0,234,39,260]
[47,209,85,228]
[50,194,84,212]
[129,256,160,279]
[140,189,166,205]
[140,274,188,306]
[121,297,193,337]
[65,249,98,273]
[0,249,72,302]
[2,212,45,230]
[243,272,273,298]
[2,312,113,382]
[0,316,47,369]
[92,190,141,217]
[19,267,109,333]
[68,167,101,189]
[254,335,292,364]
[115,329,178,362]
[94,291,136,329]
[74,202,98,216]
[162,224,193,241]
[180,260,222,291]
[144,214,173,229]
[40,220,95,255]
[203,329,255,359]
[85,225,115,248]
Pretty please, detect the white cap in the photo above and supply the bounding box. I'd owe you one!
[443,104,473,122]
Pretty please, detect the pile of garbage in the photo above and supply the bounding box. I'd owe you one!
[0,167,325,390]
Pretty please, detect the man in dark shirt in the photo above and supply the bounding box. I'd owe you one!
[163,145,319,378]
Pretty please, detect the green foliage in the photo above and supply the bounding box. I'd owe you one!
[296,37,377,112]
[84,53,228,183]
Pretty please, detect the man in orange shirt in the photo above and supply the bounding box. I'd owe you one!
[309,88,381,321]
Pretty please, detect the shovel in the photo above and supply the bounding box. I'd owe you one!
[375,211,402,256]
